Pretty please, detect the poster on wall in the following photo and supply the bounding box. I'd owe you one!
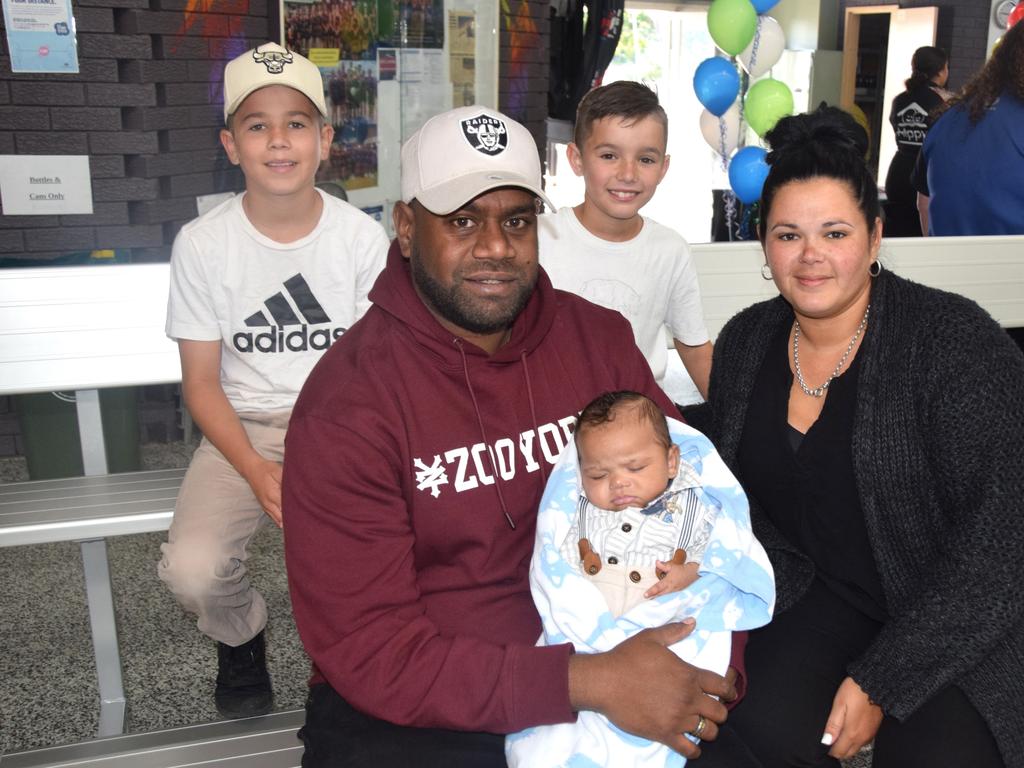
[399,48,446,140]
[448,11,475,107]
[284,0,381,191]
[2,0,79,73]
[319,59,380,190]
[379,0,445,49]
[285,0,379,61]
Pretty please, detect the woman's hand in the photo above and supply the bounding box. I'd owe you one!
[821,676,883,759]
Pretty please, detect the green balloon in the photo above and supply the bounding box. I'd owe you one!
[744,78,794,137]
[707,0,758,56]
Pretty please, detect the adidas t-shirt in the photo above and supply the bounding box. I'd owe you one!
[167,190,389,412]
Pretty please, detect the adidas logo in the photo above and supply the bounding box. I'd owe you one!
[232,274,347,353]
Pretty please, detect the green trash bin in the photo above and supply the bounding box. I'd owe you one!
[14,387,141,480]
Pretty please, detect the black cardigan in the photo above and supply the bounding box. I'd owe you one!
[700,269,1024,766]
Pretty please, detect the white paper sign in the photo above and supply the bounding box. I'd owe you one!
[0,155,93,214]
[2,0,80,73]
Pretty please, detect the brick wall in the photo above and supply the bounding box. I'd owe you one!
[499,0,549,161]
[841,0,990,90]
[0,0,268,264]
[0,0,548,455]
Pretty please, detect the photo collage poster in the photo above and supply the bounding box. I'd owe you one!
[284,0,446,192]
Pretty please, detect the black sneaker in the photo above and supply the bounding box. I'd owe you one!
[215,630,273,718]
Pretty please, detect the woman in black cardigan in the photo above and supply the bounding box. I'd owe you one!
[693,107,1023,768]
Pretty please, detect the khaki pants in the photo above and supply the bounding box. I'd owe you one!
[157,410,289,646]
[586,562,660,617]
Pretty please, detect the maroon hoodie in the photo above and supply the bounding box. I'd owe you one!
[283,241,678,733]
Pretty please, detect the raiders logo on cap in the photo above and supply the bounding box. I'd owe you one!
[253,46,293,74]
[461,115,508,155]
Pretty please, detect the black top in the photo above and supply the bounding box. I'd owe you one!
[889,83,946,156]
[737,323,887,622]
[702,271,1024,752]
[886,83,946,208]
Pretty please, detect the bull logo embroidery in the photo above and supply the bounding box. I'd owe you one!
[461,115,508,155]
[253,47,293,74]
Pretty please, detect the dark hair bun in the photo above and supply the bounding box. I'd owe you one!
[764,105,868,165]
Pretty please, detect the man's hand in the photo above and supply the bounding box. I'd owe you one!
[568,621,736,758]
[241,456,284,526]
[645,560,700,599]
[821,676,883,759]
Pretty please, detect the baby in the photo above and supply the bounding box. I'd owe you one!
[506,391,775,767]
[570,390,711,615]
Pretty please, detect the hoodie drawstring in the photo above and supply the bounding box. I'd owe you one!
[520,350,548,490]
[455,339,517,529]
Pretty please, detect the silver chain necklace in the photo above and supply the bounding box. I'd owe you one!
[792,304,870,397]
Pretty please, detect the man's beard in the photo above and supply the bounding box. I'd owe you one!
[410,247,536,335]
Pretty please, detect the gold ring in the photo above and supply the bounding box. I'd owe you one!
[692,714,707,739]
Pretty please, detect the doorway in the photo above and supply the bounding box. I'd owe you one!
[850,13,890,177]
[841,5,938,187]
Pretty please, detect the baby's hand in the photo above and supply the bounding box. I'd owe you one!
[645,561,700,598]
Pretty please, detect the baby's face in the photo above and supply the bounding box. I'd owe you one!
[577,415,679,512]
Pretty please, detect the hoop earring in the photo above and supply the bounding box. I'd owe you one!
[761,263,773,281]
[869,260,882,277]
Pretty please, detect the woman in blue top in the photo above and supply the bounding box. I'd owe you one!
[913,22,1024,236]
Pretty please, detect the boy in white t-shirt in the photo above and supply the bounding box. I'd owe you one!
[540,81,712,400]
[158,42,388,719]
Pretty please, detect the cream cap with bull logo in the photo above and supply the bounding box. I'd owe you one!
[223,42,328,122]
[401,106,553,215]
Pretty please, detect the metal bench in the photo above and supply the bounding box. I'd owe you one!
[0,709,303,768]
[0,264,184,739]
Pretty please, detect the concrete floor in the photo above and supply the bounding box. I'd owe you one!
[0,441,309,755]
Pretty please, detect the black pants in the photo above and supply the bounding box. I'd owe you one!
[298,683,507,768]
[698,580,1004,768]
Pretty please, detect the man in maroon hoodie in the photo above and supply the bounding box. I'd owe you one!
[282,106,742,767]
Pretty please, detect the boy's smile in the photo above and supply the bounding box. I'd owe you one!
[567,114,670,241]
[220,84,333,204]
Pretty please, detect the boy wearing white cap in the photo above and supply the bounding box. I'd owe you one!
[158,42,388,719]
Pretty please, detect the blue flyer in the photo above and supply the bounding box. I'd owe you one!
[3,0,80,74]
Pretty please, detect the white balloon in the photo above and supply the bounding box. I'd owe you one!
[699,103,742,157]
[738,16,785,79]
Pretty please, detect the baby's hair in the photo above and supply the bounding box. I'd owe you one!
[759,105,880,240]
[574,391,671,451]
[573,81,668,149]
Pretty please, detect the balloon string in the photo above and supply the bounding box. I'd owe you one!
[717,116,737,240]
[740,203,754,240]
[718,116,728,170]
[725,190,738,241]
[749,17,762,72]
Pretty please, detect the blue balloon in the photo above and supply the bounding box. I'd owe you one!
[728,146,769,204]
[692,56,740,117]
[751,0,779,11]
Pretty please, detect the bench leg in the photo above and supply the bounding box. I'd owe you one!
[75,388,109,477]
[80,538,126,737]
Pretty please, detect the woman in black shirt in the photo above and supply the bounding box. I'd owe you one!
[883,46,950,236]
[691,106,1021,768]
